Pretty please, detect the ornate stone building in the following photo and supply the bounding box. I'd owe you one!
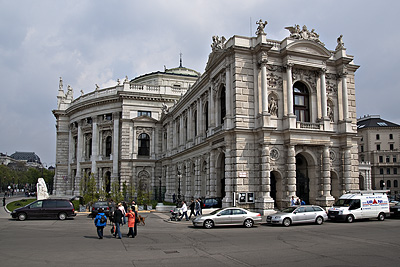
[53,21,360,212]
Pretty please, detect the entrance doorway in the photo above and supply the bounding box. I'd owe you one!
[216,153,226,198]
[295,154,309,203]
[270,172,277,206]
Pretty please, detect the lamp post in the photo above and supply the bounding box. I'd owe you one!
[177,171,181,202]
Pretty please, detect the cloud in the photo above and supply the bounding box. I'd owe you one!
[1,0,400,164]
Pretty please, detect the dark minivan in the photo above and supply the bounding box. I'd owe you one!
[11,199,76,221]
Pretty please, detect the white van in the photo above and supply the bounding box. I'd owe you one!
[328,190,390,223]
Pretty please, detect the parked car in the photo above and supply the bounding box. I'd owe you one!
[192,207,262,229]
[90,201,112,218]
[11,198,76,221]
[390,202,400,217]
[266,205,328,227]
[202,197,222,209]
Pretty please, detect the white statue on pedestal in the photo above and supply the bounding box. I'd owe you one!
[37,178,49,200]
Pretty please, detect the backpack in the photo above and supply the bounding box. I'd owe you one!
[99,215,107,224]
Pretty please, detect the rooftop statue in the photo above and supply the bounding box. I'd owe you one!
[211,35,226,51]
[335,34,345,50]
[285,24,325,46]
[255,19,268,35]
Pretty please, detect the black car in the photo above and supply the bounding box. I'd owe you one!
[90,201,112,218]
[203,198,222,209]
[11,199,76,221]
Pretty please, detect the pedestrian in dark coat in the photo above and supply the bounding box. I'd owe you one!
[132,206,138,237]
[94,208,107,239]
[113,204,123,239]
[188,199,195,219]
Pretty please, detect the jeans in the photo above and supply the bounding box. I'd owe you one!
[115,222,122,238]
[96,226,104,238]
[180,211,188,220]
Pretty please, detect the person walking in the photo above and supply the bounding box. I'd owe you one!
[179,201,189,221]
[118,202,126,225]
[125,207,136,238]
[198,198,203,215]
[194,199,201,216]
[2,195,6,207]
[131,200,138,213]
[94,208,107,239]
[291,196,296,206]
[113,204,123,239]
[188,199,195,219]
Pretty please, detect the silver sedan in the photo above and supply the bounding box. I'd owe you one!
[266,205,328,227]
[192,207,262,229]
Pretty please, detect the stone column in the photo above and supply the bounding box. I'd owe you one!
[343,147,352,193]
[223,147,233,207]
[320,69,327,118]
[112,113,119,186]
[151,127,155,158]
[133,126,137,156]
[197,99,202,139]
[342,72,349,120]
[209,87,215,127]
[225,65,232,129]
[261,61,268,114]
[68,127,73,193]
[322,146,332,197]
[209,149,216,197]
[75,121,83,194]
[286,64,294,115]
[91,117,98,175]
[287,145,296,199]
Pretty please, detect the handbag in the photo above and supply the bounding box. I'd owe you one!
[110,223,115,234]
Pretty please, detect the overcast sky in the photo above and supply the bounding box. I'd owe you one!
[1,0,399,165]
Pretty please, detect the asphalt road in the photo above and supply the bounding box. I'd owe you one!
[1,204,400,267]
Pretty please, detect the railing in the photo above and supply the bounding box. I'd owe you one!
[298,122,321,130]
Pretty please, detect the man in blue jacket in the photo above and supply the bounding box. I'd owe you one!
[94,208,107,239]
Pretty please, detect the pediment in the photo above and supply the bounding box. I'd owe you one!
[205,50,224,71]
[132,115,158,123]
[286,40,331,58]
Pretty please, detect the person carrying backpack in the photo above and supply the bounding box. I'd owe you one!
[94,208,107,239]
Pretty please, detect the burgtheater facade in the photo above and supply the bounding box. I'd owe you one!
[53,21,360,212]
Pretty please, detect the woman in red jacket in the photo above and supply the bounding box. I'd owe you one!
[125,207,136,238]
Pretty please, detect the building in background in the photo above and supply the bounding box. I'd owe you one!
[53,21,360,212]
[357,115,400,198]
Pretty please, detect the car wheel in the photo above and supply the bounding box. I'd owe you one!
[18,213,27,221]
[244,219,254,228]
[58,212,67,220]
[283,218,291,227]
[346,215,354,223]
[378,213,385,221]
[203,219,214,229]
[315,216,324,225]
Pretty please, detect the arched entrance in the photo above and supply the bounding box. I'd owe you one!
[296,154,309,203]
[104,171,111,193]
[216,152,226,198]
[270,172,277,206]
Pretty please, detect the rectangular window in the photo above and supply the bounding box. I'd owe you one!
[376,134,380,140]
[390,134,393,139]
[390,144,394,150]
[138,111,151,117]
[386,156,390,163]
[393,156,397,163]
[394,168,398,175]
[377,144,381,151]
[379,156,383,163]
[360,145,364,152]
[380,168,384,175]
[387,168,390,175]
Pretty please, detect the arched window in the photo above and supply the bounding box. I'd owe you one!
[220,86,226,124]
[394,180,398,188]
[105,136,112,157]
[193,110,197,137]
[138,133,150,156]
[293,82,310,122]
[204,101,209,132]
[387,180,391,188]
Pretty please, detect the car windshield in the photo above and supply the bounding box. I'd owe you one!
[333,199,353,207]
[209,208,224,215]
[281,207,297,213]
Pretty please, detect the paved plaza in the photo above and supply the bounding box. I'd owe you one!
[1,197,400,267]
